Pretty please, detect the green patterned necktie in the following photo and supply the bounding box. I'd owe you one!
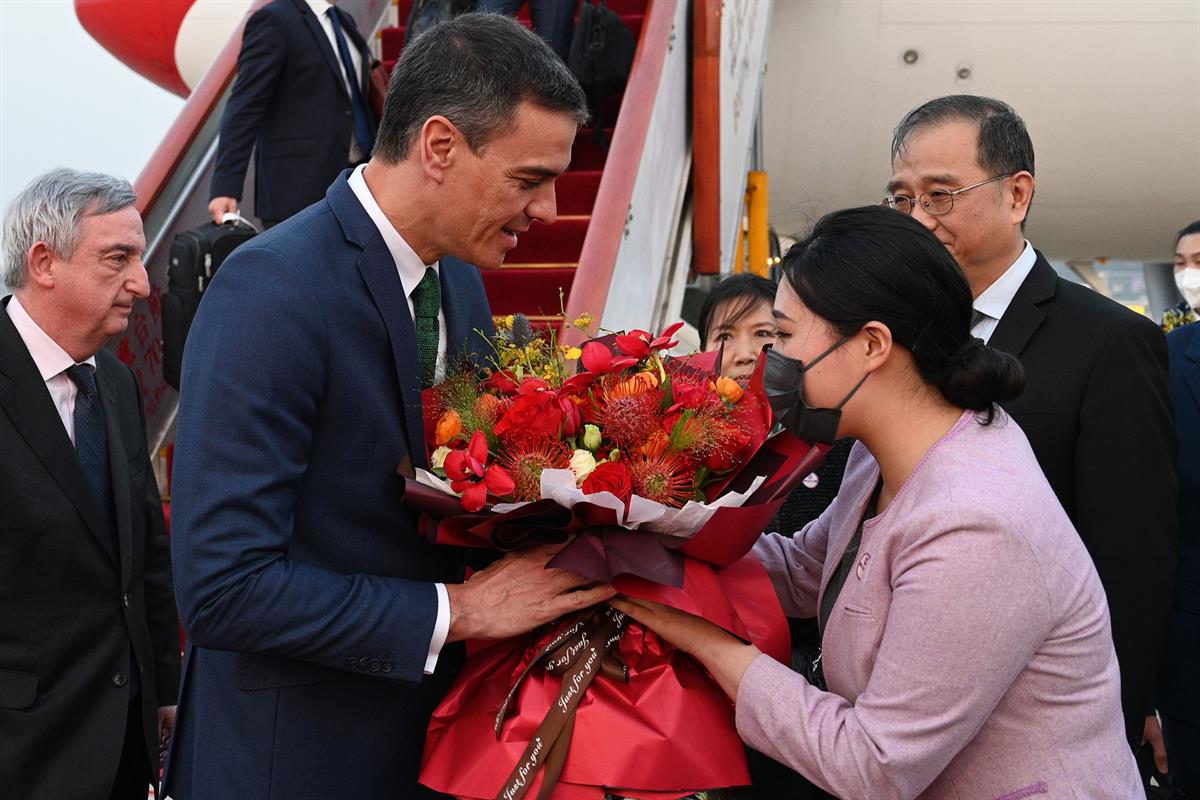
[412,266,441,388]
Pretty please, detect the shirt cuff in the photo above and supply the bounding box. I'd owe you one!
[425,582,450,675]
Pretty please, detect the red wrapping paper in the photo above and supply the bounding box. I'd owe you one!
[420,556,787,799]
[408,433,829,799]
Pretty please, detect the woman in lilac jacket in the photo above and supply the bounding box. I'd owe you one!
[614,207,1140,799]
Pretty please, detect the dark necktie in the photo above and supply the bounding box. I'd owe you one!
[971,308,987,331]
[65,364,115,547]
[412,267,441,388]
[327,8,375,156]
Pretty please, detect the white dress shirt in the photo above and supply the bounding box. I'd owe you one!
[346,164,451,674]
[971,241,1037,344]
[6,295,96,445]
[303,0,366,163]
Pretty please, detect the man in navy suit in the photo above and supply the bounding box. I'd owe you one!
[164,14,606,798]
[209,0,377,228]
[1160,319,1200,793]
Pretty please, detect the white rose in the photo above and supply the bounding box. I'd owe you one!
[431,446,452,471]
[569,449,597,483]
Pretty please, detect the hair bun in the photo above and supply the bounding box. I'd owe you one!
[936,339,1024,414]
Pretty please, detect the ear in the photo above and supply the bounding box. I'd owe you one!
[419,115,463,184]
[25,242,56,289]
[1008,170,1035,226]
[859,321,893,374]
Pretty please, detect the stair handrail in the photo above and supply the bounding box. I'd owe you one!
[562,0,679,344]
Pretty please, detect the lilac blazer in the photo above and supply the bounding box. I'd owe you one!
[738,410,1141,800]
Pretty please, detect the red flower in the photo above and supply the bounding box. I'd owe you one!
[502,438,572,502]
[484,369,521,395]
[443,430,515,512]
[494,389,564,441]
[614,322,685,359]
[582,459,634,507]
[629,450,695,508]
[581,341,638,375]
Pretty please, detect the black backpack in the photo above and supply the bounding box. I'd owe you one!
[567,0,636,147]
[161,219,257,390]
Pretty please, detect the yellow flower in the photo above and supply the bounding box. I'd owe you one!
[572,313,594,331]
[563,346,582,361]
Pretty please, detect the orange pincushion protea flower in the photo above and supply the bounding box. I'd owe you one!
[628,451,695,508]
[501,438,573,502]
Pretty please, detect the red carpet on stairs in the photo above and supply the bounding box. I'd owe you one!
[379,0,649,330]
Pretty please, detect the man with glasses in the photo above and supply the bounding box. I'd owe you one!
[886,95,1177,783]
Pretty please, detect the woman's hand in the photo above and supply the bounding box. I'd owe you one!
[609,595,762,700]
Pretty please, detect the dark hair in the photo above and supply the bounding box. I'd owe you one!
[781,206,1024,419]
[374,12,589,162]
[1176,220,1200,247]
[892,95,1035,228]
[698,274,777,347]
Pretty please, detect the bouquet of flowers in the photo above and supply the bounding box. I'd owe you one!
[404,314,828,800]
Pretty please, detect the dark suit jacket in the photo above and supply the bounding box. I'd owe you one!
[211,0,375,222]
[0,298,180,800]
[990,252,1178,747]
[163,173,494,798]
[1160,323,1200,721]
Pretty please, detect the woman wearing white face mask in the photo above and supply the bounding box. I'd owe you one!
[1165,221,1200,332]
[1173,221,1200,310]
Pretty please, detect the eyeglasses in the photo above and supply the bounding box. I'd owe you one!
[882,173,1012,217]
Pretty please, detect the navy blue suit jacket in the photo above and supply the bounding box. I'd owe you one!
[1161,323,1200,721]
[163,173,494,798]
[211,0,375,222]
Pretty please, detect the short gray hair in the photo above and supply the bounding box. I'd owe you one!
[3,168,137,290]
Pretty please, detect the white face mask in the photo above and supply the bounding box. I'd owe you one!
[1176,267,1200,309]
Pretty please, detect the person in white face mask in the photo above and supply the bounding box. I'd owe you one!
[1174,221,1200,311]
[1163,221,1200,333]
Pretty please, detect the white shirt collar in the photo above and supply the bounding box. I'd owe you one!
[303,0,334,18]
[346,164,438,297]
[5,294,96,381]
[974,241,1036,323]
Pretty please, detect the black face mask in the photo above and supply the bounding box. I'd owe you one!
[763,336,868,445]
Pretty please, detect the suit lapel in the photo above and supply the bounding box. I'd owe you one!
[292,0,351,102]
[357,238,429,470]
[988,252,1056,358]
[1185,328,1200,413]
[327,176,430,469]
[96,361,133,588]
[0,304,117,564]
[440,257,492,371]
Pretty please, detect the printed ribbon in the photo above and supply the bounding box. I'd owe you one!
[495,606,629,800]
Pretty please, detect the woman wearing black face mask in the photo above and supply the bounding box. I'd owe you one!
[612,206,1140,799]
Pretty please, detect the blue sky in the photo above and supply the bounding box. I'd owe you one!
[0,1,184,208]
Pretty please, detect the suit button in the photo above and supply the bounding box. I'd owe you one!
[381,660,393,673]
[111,672,128,687]
[368,658,381,672]
[122,593,130,608]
